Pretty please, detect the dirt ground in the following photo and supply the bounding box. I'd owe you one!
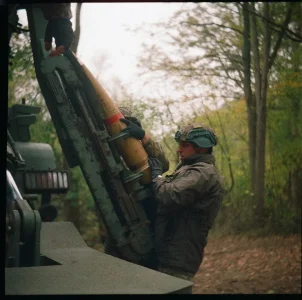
[192,235,301,294]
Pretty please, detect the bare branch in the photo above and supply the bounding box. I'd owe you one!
[242,3,253,108]
[181,21,243,35]
[201,101,235,194]
[283,32,302,43]
[261,3,270,101]
[245,3,301,42]
[268,4,294,70]
[214,49,243,89]
[250,2,262,112]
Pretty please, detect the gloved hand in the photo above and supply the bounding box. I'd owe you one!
[44,19,74,56]
[120,118,145,140]
[148,157,163,180]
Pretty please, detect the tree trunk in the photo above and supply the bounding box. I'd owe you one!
[250,3,261,213]
[254,3,270,221]
[290,64,302,222]
[242,2,256,203]
[291,167,302,208]
[250,3,261,117]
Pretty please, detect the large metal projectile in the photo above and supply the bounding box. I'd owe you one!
[76,57,151,184]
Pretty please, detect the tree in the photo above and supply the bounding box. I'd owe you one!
[137,2,300,222]
[242,2,297,220]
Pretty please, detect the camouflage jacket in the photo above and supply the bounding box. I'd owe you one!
[143,138,169,173]
[153,153,224,274]
[39,3,72,20]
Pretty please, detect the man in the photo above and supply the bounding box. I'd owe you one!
[103,107,169,262]
[8,4,74,60]
[119,106,169,173]
[39,3,74,56]
[149,123,224,281]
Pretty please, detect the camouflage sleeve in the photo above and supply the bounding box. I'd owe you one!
[39,3,72,20]
[143,138,169,173]
[154,163,220,212]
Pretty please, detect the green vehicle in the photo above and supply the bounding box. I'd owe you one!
[6,4,192,295]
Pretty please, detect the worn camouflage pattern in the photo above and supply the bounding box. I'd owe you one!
[175,123,217,142]
[119,106,139,120]
[144,139,169,173]
[175,123,218,148]
[119,106,142,127]
[178,123,216,136]
[119,106,169,173]
[39,3,72,20]
[153,153,224,275]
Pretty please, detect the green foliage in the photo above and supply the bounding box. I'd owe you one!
[8,4,301,242]
[156,91,301,235]
[265,68,302,233]
[136,2,301,235]
[9,32,42,107]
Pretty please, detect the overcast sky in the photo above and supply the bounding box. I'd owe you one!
[72,3,181,84]
[18,3,185,99]
[17,3,225,135]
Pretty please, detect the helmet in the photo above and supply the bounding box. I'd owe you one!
[174,123,218,148]
[119,106,141,127]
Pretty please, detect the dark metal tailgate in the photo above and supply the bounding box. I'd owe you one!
[5,222,192,294]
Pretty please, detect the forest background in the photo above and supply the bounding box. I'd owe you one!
[8,2,301,250]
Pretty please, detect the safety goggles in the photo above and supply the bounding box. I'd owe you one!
[175,127,217,145]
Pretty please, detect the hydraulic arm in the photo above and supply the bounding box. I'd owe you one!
[26,4,154,266]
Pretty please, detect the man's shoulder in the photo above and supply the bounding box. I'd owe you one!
[174,162,213,177]
[188,162,221,178]
[191,161,216,170]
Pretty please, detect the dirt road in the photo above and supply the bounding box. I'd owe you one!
[192,235,301,294]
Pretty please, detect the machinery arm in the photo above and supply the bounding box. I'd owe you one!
[26,4,154,265]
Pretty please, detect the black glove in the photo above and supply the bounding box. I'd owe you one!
[120,118,145,140]
[148,157,163,180]
[44,19,74,56]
